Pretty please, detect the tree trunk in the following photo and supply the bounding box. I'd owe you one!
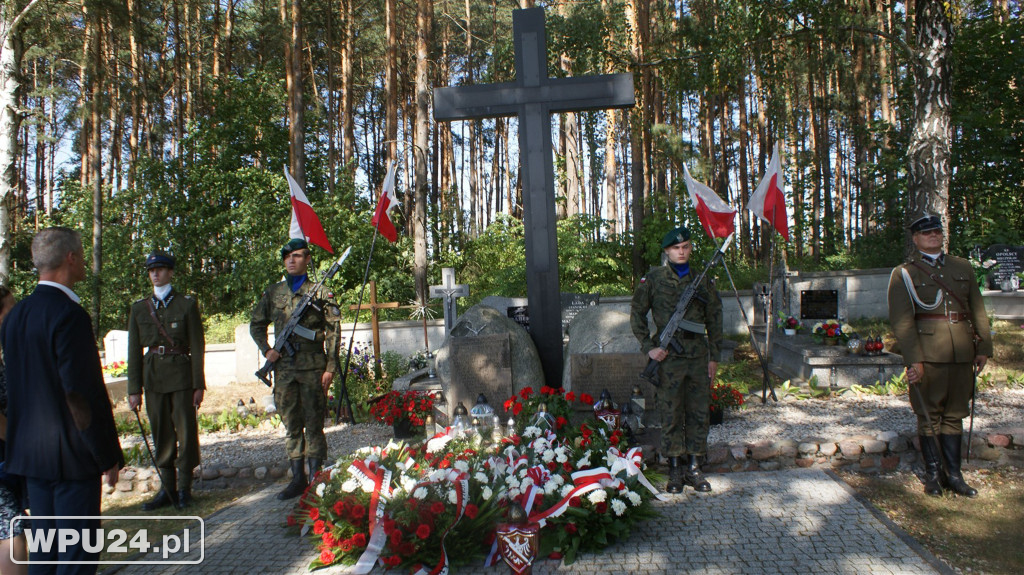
[385,0,398,171]
[906,0,953,249]
[340,0,354,166]
[284,0,305,184]
[412,0,432,303]
[89,5,104,337]
[0,1,33,285]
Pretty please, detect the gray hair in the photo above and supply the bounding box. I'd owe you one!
[32,227,83,273]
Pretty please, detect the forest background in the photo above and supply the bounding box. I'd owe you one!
[0,0,1020,340]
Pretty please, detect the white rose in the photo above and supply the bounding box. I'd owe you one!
[611,499,627,516]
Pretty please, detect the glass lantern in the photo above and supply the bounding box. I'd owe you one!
[530,402,555,430]
[452,401,469,437]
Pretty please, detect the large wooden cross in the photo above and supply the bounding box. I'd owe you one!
[349,280,400,369]
[433,8,634,385]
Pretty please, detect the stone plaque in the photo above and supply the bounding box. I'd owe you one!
[507,306,530,332]
[982,244,1024,291]
[569,353,655,413]
[447,334,513,422]
[560,293,600,336]
[800,289,838,320]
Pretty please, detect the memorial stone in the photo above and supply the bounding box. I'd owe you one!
[560,293,600,336]
[800,289,839,320]
[982,244,1024,291]
[433,7,634,385]
[447,334,513,424]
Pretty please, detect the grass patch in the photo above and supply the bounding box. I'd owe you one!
[839,468,1024,574]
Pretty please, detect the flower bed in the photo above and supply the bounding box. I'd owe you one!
[289,387,663,571]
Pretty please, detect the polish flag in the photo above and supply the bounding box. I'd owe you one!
[683,164,736,239]
[285,167,334,253]
[748,143,790,241]
[371,161,399,242]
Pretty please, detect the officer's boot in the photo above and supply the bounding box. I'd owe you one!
[683,455,712,492]
[939,434,978,497]
[277,459,307,500]
[143,468,178,511]
[666,457,684,494]
[918,435,944,496]
[176,470,194,509]
[307,458,323,485]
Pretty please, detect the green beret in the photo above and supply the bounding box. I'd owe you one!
[661,226,691,249]
[280,238,309,258]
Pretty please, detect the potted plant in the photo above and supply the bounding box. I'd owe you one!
[369,390,434,439]
[776,312,801,336]
[811,320,849,346]
[709,381,745,424]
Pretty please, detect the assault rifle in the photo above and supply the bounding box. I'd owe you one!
[255,246,352,387]
[639,234,734,387]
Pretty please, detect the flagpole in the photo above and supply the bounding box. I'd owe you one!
[721,258,777,402]
[761,204,780,404]
[334,225,381,425]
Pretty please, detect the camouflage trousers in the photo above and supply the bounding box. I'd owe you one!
[274,369,328,460]
[655,356,711,457]
[910,362,974,435]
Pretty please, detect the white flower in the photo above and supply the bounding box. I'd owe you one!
[518,468,527,479]
[519,477,534,491]
[509,487,521,499]
[448,489,458,504]
[400,476,417,494]
[315,483,326,497]
[587,489,607,504]
[555,447,568,464]
[454,460,470,473]
[549,475,564,487]
[611,499,627,516]
[482,486,493,500]
[341,478,360,493]
[560,484,574,497]
[577,452,592,468]
[413,487,428,500]
[474,472,489,484]
[541,449,555,463]
[426,435,453,454]
[545,481,561,495]
[523,426,541,438]
[532,437,548,451]
[429,469,446,482]
[626,490,642,506]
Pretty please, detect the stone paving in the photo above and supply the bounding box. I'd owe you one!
[108,468,948,575]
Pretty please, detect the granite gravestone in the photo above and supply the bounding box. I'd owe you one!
[982,244,1024,291]
[433,7,634,386]
[560,293,600,337]
[447,334,513,423]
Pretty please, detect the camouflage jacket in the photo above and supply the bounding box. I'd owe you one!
[630,265,723,360]
[250,279,341,374]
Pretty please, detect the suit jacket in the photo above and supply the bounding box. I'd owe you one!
[127,289,206,395]
[0,284,124,480]
[887,253,993,365]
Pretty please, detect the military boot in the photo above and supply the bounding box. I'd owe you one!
[277,459,307,500]
[666,457,684,494]
[176,470,194,509]
[939,435,978,497]
[142,468,178,511]
[918,435,944,496]
[307,458,323,484]
[683,455,712,492]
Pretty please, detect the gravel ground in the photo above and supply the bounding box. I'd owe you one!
[120,388,1024,471]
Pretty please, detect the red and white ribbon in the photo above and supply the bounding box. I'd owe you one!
[607,447,667,502]
[348,458,394,574]
[527,467,614,527]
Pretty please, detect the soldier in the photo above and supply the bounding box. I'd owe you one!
[631,226,723,494]
[250,238,340,500]
[127,250,206,510]
[887,214,991,498]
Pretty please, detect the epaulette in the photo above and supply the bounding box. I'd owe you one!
[134,296,149,305]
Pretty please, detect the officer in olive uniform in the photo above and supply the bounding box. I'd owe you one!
[887,214,991,498]
[127,251,206,510]
[250,238,340,500]
[631,226,723,494]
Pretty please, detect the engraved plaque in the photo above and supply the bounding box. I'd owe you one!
[569,353,655,413]
[560,292,600,336]
[800,289,838,320]
[447,334,513,421]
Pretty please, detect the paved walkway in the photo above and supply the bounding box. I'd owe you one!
[108,468,948,575]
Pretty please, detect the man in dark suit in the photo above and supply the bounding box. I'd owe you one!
[1,227,123,573]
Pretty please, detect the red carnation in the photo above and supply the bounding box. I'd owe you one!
[520,387,534,399]
[313,520,326,535]
[547,461,558,471]
[555,416,568,429]
[308,507,320,521]
[322,532,338,547]
[565,391,576,402]
[350,504,366,520]
[333,501,346,515]
[430,501,445,514]
[580,393,594,404]
[569,497,581,508]
[563,461,573,472]
[353,532,367,547]
[564,523,578,534]
[339,539,354,552]
[540,385,553,395]
[390,529,403,546]
[595,502,608,514]
[512,403,523,416]
[384,555,402,567]
[416,524,431,539]
[504,398,515,411]
[398,541,416,557]
[320,549,336,565]
[464,503,479,519]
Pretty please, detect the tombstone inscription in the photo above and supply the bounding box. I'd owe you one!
[982,244,1024,291]
[800,289,839,320]
[433,7,634,385]
[560,293,600,336]
[569,353,654,413]
[447,334,513,423]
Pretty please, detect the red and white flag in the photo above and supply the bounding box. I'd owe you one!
[683,164,736,239]
[748,143,790,241]
[371,161,399,242]
[286,167,334,253]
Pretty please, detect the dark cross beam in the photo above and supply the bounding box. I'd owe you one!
[433,7,634,385]
[348,280,400,371]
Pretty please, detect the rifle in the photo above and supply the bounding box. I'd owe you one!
[640,234,734,387]
[255,246,352,387]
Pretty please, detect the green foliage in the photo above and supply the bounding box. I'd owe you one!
[195,409,279,434]
[204,313,250,345]
[851,371,909,396]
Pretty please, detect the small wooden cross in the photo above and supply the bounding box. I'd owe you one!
[349,280,400,369]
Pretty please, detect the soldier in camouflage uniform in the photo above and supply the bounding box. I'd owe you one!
[631,226,723,494]
[127,251,206,510]
[887,214,991,498]
[250,238,341,500]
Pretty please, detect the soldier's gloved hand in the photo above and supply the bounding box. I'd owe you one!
[128,393,142,411]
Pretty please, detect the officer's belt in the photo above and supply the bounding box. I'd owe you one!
[145,345,189,356]
[915,312,969,323]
